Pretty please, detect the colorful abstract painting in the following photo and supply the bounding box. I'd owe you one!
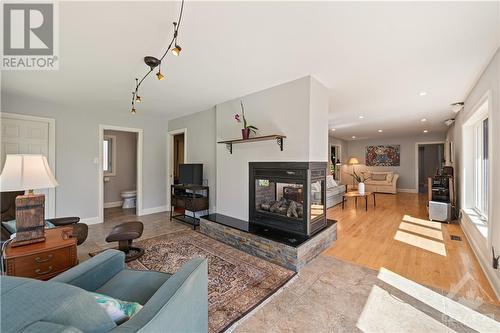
[365,145,400,166]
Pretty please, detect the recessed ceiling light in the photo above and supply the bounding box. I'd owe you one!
[421,118,427,122]
[359,115,365,119]
[352,136,356,139]
[331,128,336,131]
[378,129,383,133]
[419,91,427,96]
[423,129,428,133]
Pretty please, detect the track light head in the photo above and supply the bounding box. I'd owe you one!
[135,95,141,102]
[172,44,182,56]
[156,70,164,81]
[131,107,136,114]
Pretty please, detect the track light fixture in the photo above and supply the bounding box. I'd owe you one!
[156,67,165,81]
[172,44,182,56]
[129,0,185,113]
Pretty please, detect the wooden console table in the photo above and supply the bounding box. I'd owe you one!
[170,184,209,229]
[4,226,77,280]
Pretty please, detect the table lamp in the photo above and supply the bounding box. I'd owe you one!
[347,157,360,189]
[0,154,58,246]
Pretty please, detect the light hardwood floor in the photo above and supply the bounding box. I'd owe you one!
[324,192,499,305]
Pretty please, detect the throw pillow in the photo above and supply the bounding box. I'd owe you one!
[91,292,143,325]
[1,220,56,234]
[386,172,394,182]
[371,173,387,181]
[326,175,337,188]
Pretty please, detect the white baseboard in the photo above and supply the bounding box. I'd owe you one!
[460,212,500,300]
[398,188,418,193]
[80,216,102,225]
[140,205,169,216]
[103,201,122,208]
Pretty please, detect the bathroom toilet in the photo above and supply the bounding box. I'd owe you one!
[120,190,137,209]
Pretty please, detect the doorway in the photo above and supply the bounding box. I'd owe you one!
[0,113,56,218]
[102,130,138,222]
[167,128,187,209]
[173,133,185,185]
[416,143,445,194]
[98,125,143,223]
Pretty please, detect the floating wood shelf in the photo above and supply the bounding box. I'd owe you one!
[218,134,286,154]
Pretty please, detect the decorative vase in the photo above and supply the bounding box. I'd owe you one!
[242,128,250,140]
[358,182,365,195]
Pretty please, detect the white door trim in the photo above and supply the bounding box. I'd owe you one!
[414,141,445,193]
[166,128,187,209]
[98,124,143,223]
[0,112,56,218]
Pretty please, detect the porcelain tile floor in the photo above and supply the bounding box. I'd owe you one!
[79,208,500,332]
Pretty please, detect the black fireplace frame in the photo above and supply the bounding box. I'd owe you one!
[249,162,327,237]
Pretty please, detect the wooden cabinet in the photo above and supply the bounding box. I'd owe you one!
[170,185,209,229]
[4,227,77,280]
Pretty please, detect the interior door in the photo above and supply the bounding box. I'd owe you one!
[1,116,52,217]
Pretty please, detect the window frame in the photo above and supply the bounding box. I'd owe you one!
[473,116,489,219]
[103,135,116,176]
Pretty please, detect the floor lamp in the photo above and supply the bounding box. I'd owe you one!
[347,157,359,190]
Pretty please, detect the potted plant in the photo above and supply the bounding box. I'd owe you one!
[235,101,258,140]
[348,171,370,194]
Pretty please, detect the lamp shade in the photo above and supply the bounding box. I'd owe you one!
[347,157,360,165]
[0,154,58,191]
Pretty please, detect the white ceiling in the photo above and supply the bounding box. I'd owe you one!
[2,1,499,140]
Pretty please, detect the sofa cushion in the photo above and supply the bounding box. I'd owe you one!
[0,276,116,333]
[326,175,337,188]
[95,269,171,305]
[371,173,387,181]
[327,184,346,196]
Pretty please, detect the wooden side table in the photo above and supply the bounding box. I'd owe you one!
[4,226,78,280]
[342,191,376,211]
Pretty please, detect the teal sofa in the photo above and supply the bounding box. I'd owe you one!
[1,250,208,333]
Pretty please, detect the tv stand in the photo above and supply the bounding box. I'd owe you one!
[170,184,209,229]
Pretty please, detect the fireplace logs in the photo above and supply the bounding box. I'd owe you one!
[258,198,303,218]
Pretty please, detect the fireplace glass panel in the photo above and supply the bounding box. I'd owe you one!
[255,179,304,220]
[310,180,325,220]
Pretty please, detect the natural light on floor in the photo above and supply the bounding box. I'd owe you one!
[399,221,444,241]
[394,230,447,256]
[376,268,500,332]
[402,214,442,230]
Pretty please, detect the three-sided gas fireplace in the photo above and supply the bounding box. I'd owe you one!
[249,162,327,238]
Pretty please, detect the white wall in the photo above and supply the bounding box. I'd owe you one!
[343,133,446,190]
[167,108,217,212]
[1,92,169,223]
[446,47,500,298]
[216,76,329,220]
[103,130,137,204]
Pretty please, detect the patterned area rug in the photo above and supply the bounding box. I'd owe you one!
[126,230,295,333]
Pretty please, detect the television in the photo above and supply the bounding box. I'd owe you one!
[179,164,203,185]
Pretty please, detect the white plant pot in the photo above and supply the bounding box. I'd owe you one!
[358,182,365,195]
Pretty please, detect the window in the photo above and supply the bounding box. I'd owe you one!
[103,135,116,176]
[474,117,489,218]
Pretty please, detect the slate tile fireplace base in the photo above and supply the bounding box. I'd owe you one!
[199,214,337,271]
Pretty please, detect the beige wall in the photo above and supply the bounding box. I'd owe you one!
[103,130,137,204]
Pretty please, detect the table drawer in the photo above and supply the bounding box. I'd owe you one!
[7,246,76,279]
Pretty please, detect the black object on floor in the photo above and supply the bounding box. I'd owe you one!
[106,221,145,262]
[450,235,462,241]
